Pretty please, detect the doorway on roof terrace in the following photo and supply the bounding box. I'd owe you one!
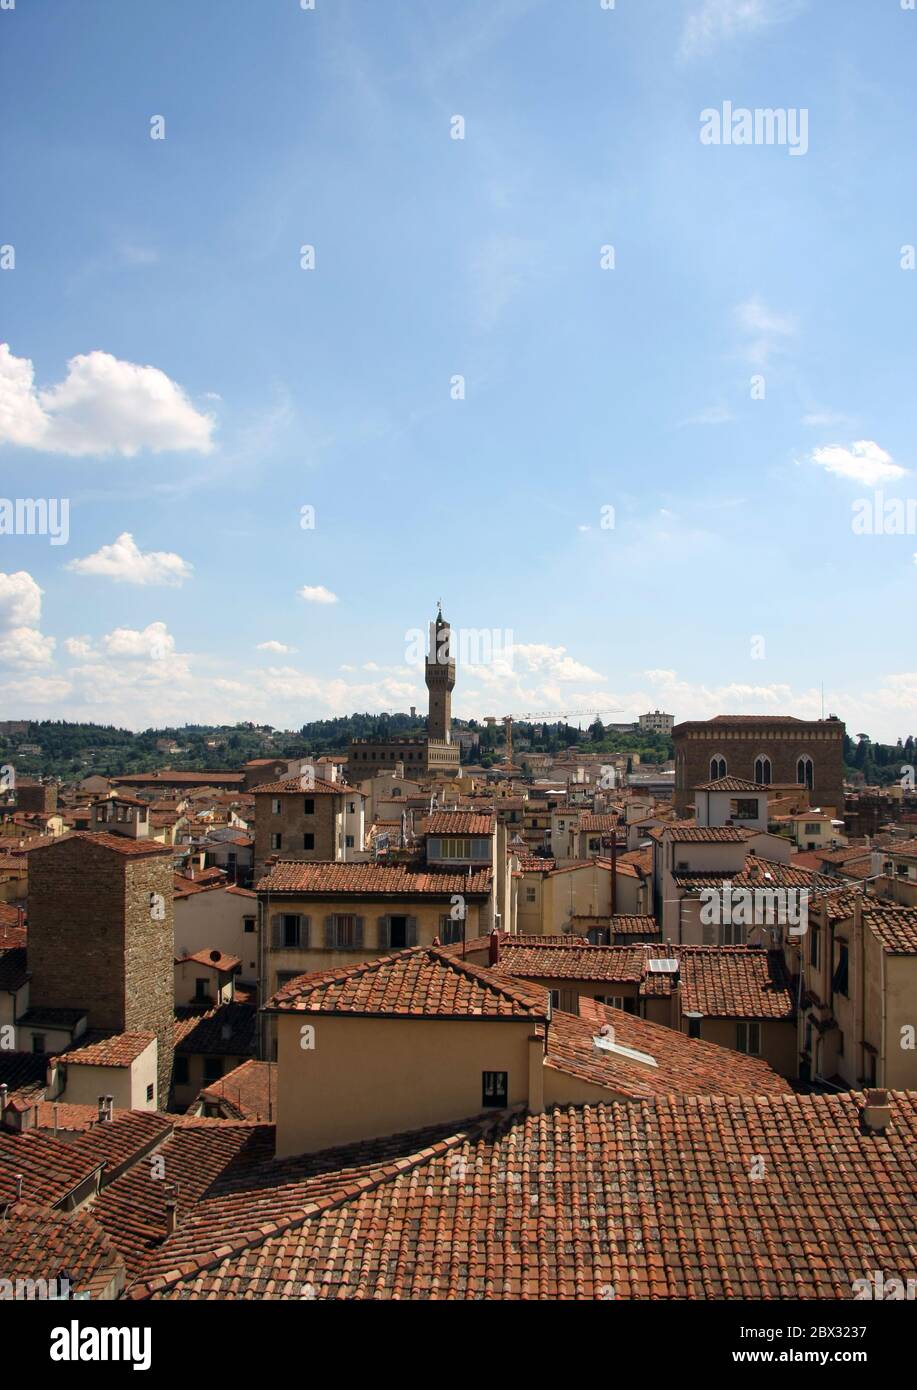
[389,915,408,949]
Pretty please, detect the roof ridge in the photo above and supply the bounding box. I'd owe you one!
[127,1117,496,1300]
[426,947,548,1014]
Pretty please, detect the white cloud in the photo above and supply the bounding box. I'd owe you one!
[298,585,339,604]
[257,640,296,654]
[0,570,54,665]
[102,621,175,661]
[64,636,93,658]
[67,532,193,586]
[734,297,797,366]
[0,344,215,456]
[681,0,803,59]
[810,440,907,486]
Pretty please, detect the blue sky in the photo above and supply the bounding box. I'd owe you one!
[0,0,915,739]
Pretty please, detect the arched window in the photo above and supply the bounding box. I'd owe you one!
[710,756,727,780]
[797,755,814,790]
[754,756,772,785]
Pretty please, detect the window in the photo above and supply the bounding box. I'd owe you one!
[326,914,364,949]
[274,913,307,949]
[804,822,821,835]
[271,798,281,815]
[733,799,759,820]
[525,886,536,903]
[797,755,814,790]
[710,756,727,780]
[174,1056,189,1086]
[439,914,462,945]
[303,798,314,815]
[754,756,772,785]
[687,1016,702,1039]
[548,988,580,1014]
[736,1022,761,1055]
[194,977,209,1001]
[345,835,354,849]
[482,1071,508,1107]
[348,802,355,814]
[146,1083,155,1103]
[32,1033,46,1054]
[809,925,819,969]
[724,919,746,946]
[203,1057,223,1083]
[302,833,314,851]
[832,942,849,997]
[243,917,256,934]
[270,833,282,850]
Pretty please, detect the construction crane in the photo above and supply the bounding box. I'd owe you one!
[516,708,624,723]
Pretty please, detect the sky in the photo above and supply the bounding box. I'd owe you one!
[0,0,915,740]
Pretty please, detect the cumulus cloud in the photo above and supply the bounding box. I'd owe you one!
[0,344,215,456]
[0,570,54,665]
[810,440,907,486]
[67,532,193,586]
[256,640,296,654]
[298,585,338,604]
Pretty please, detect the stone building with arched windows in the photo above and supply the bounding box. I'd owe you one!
[672,714,846,817]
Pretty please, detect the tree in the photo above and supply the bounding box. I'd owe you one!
[589,718,605,742]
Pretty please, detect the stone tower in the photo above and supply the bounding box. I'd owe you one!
[27,831,175,1107]
[425,604,455,744]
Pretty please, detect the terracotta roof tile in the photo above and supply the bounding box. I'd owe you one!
[864,905,917,954]
[425,811,494,835]
[256,860,492,896]
[133,1091,917,1301]
[58,1032,156,1067]
[0,1202,126,1299]
[265,946,548,1019]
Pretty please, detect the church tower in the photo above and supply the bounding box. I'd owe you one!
[425,604,455,743]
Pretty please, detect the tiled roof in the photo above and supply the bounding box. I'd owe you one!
[664,827,760,843]
[58,1032,156,1067]
[175,948,241,971]
[425,811,494,836]
[578,813,619,832]
[197,1060,277,1121]
[864,905,917,954]
[678,947,796,1020]
[256,860,492,896]
[672,856,837,892]
[694,776,769,792]
[35,1101,101,1133]
[35,830,173,859]
[0,1203,126,1299]
[545,1000,790,1099]
[174,1002,257,1056]
[67,1111,173,1182]
[0,1129,104,1207]
[265,946,549,1020]
[249,776,362,796]
[91,1122,273,1277]
[880,838,917,860]
[0,903,25,931]
[496,940,647,984]
[132,1091,917,1301]
[0,1052,48,1097]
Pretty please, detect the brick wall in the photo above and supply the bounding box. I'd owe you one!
[673,718,845,816]
[28,836,175,1104]
[254,791,339,879]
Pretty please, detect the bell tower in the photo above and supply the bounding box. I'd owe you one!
[425,603,455,743]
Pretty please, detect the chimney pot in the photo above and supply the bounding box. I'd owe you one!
[488,929,500,966]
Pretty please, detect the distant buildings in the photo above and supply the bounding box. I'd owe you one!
[638,710,674,735]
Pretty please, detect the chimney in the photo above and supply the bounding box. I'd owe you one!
[861,1088,891,1135]
[97,1095,106,1123]
[488,929,500,966]
[106,1095,114,1122]
[163,1184,178,1234]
